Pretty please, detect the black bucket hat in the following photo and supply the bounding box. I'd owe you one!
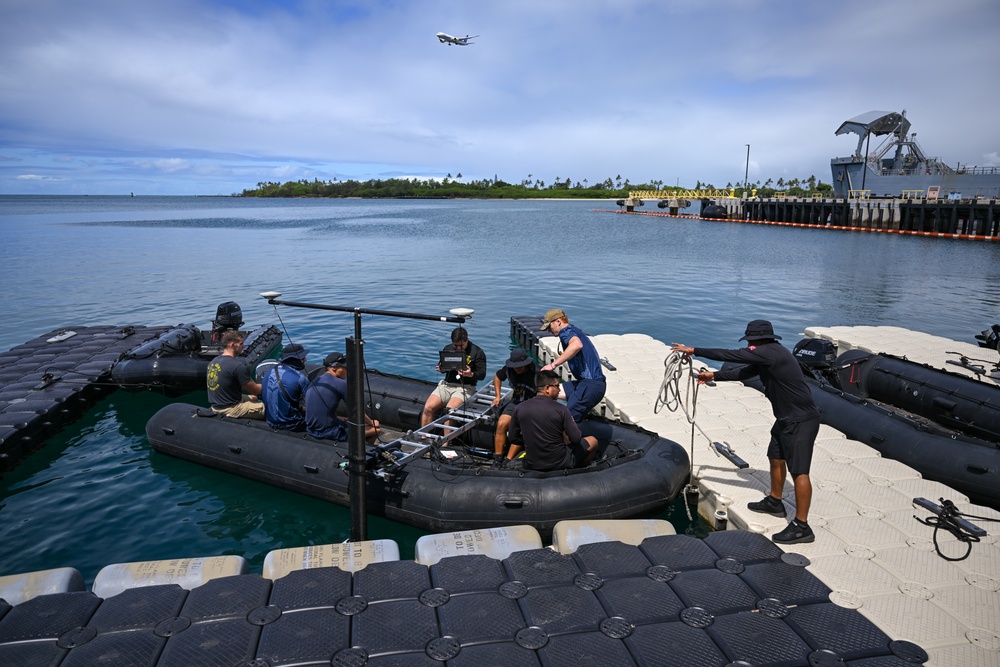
[739,320,781,341]
[281,343,309,361]
[505,348,533,369]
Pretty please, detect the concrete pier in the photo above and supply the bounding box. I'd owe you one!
[601,195,1000,241]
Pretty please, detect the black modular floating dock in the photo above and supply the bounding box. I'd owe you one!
[0,532,927,666]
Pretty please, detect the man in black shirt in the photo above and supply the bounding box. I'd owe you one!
[420,327,487,426]
[491,348,538,465]
[672,320,821,544]
[508,370,598,472]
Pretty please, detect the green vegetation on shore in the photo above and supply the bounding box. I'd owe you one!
[237,174,832,199]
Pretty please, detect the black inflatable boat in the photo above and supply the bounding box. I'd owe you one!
[111,302,283,394]
[146,370,690,533]
[791,338,1000,507]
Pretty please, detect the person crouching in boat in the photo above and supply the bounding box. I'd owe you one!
[420,327,487,427]
[261,343,310,431]
[206,330,265,420]
[671,320,821,545]
[491,348,538,467]
[508,370,599,472]
[305,351,380,443]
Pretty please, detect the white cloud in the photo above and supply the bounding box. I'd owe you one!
[2,0,998,194]
[16,174,64,181]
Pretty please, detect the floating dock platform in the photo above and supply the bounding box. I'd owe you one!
[511,317,1000,665]
[1,323,997,664]
[0,523,934,666]
[0,326,172,467]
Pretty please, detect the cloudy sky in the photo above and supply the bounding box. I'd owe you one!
[3,0,999,195]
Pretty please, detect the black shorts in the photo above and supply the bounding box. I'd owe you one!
[558,440,590,469]
[767,416,820,476]
[528,441,589,472]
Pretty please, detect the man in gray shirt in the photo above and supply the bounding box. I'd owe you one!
[206,330,264,419]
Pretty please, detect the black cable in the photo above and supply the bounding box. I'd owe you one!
[914,498,997,562]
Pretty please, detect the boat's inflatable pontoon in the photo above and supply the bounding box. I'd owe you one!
[146,370,690,533]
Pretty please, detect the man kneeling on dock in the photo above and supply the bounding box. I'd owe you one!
[206,331,265,420]
[507,370,598,472]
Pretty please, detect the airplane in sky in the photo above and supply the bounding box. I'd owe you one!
[436,32,478,46]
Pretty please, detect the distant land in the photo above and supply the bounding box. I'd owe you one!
[238,175,832,199]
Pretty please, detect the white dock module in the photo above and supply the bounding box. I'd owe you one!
[92,555,247,598]
[0,567,84,605]
[415,525,542,565]
[263,539,399,579]
[550,519,675,554]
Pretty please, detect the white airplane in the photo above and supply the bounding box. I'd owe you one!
[436,32,478,46]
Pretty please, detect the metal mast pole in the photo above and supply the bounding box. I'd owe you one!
[261,293,467,543]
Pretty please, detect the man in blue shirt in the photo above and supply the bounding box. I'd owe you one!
[261,343,311,431]
[305,351,380,442]
[539,308,607,422]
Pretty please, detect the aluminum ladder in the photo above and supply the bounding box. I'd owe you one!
[371,383,512,477]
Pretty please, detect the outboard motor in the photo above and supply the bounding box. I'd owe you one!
[793,338,837,375]
[211,301,244,341]
[975,324,1000,350]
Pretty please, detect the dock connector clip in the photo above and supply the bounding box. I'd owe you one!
[713,441,749,469]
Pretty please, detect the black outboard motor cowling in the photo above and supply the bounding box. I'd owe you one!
[212,301,243,339]
[975,324,1000,350]
[793,338,837,371]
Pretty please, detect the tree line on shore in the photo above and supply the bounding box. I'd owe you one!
[237,173,833,199]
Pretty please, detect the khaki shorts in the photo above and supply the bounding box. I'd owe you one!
[432,381,475,405]
[213,399,265,420]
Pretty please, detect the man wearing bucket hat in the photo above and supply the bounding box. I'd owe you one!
[304,351,380,443]
[539,308,606,423]
[671,320,821,544]
[490,348,538,465]
[261,343,311,431]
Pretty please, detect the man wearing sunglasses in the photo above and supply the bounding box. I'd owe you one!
[507,370,599,471]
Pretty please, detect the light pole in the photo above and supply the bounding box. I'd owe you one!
[744,144,751,198]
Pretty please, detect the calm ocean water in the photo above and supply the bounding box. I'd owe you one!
[1,195,998,583]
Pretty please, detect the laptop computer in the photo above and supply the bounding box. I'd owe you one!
[439,346,468,372]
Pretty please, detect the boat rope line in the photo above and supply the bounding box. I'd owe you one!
[912,497,996,561]
[655,351,710,521]
[655,351,758,518]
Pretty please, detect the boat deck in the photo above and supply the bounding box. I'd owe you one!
[511,317,1000,666]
